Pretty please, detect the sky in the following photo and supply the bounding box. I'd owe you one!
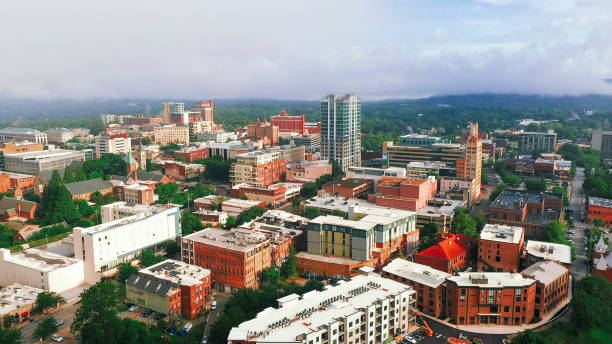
[0,0,611,100]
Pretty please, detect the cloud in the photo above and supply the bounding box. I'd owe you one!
[0,0,611,100]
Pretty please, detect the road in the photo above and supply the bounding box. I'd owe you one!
[417,317,508,344]
[20,302,79,343]
[203,292,230,334]
[569,167,589,280]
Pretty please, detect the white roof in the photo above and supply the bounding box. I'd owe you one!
[447,272,535,288]
[139,259,210,287]
[0,284,43,315]
[383,258,451,288]
[227,273,415,343]
[182,227,267,252]
[0,248,81,272]
[309,215,376,231]
[521,260,568,285]
[305,196,415,222]
[525,240,572,265]
[480,224,524,244]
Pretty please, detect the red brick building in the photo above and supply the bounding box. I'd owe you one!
[382,258,451,317]
[296,252,375,279]
[65,178,114,201]
[174,146,209,163]
[126,259,212,319]
[181,228,272,291]
[191,100,214,123]
[231,184,287,207]
[321,178,374,199]
[415,234,474,274]
[587,197,612,226]
[246,119,279,145]
[367,176,438,211]
[446,272,536,326]
[270,111,306,134]
[521,260,570,319]
[478,224,525,273]
[0,197,39,220]
[164,162,206,181]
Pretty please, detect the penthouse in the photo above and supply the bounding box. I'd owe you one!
[525,240,572,267]
[73,202,181,283]
[227,270,416,344]
[488,190,563,239]
[478,224,525,273]
[4,149,85,175]
[126,259,211,319]
[181,228,271,291]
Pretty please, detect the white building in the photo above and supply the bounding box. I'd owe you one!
[227,269,416,344]
[197,131,238,143]
[0,248,84,293]
[321,94,361,172]
[95,130,131,157]
[222,198,264,217]
[525,240,572,266]
[4,149,85,174]
[346,166,407,190]
[73,202,181,283]
[0,127,47,144]
[0,284,44,321]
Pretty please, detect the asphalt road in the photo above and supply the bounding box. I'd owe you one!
[203,292,230,334]
[21,302,79,343]
[416,317,509,344]
[569,167,589,280]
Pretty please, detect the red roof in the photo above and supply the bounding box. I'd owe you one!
[417,234,469,260]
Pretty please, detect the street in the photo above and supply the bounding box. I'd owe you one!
[417,317,508,344]
[20,301,79,343]
[569,167,589,280]
[203,292,230,334]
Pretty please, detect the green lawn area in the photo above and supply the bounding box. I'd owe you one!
[537,322,612,344]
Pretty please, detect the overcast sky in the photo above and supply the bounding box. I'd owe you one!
[1,0,611,100]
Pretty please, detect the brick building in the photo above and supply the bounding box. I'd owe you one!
[230,150,286,187]
[164,161,206,181]
[521,260,570,319]
[321,178,374,199]
[587,197,612,226]
[270,111,306,134]
[65,178,114,201]
[488,190,563,239]
[382,258,451,317]
[231,183,301,207]
[415,233,475,274]
[367,176,438,211]
[478,224,525,273]
[525,241,571,268]
[173,146,209,163]
[445,272,536,326]
[0,197,39,220]
[126,259,211,319]
[115,183,155,205]
[191,100,214,123]
[245,119,278,146]
[285,159,332,183]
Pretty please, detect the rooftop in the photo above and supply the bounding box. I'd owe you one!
[309,215,376,231]
[480,224,524,244]
[138,259,210,287]
[322,178,372,189]
[589,197,612,208]
[79,202,177,235]
[227,273,414,343]
[304,196,416,224]
[0,127,43,134]
[223,198,265,209]
[295,251,362,265]
[65,178,112,196]
[447,272,535,288]
[0,248,81,272]
[4,149,83,160]
[0,284,44,316]
[383,258,451,288]
[525,240,572,265]
[417,233,473,261]
[521,260,568,285]
[490,189,562,210]
[182,227,268,252]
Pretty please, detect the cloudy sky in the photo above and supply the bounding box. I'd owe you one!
[0,0,611,100]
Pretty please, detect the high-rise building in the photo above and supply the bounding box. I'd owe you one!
[95,130,131,157]
[456,123,482,199]
[321,94,361,172]
[162,102,185,124]
[591,130,612,161]
[270,111,306,134]
[517,130,557,153]
[191,100,214,123]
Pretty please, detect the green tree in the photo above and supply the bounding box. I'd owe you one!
[451,207,478,238]
[571,275,612,331]
[160,143,181,151]
[74,199,95,218]
[544,221,566,243]
[489,183,507,201]
[140,249,165,267]
[165,241,180,257]
[512,329,551,344]
[304,207,321,219]
[280,246,298,278]
[63,166,75,183]
[419,222,438,250]
[330,159,343,179]
[34,292,64,314]
[261,267,280,285]
[71,280,126,344]
[117,263,138,284]
[181,211,203,235]
[300,182,318,199]
[155,182,179,204]
[38,172,80,225]
[525,178,547,193]
[33,317,58,340]
[474,211,487,231]
[75,165,87,181]
[0,326,22,344]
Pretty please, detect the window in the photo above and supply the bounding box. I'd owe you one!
[460,288,466,301]
[488,290,494,304]
[516,288,522,301]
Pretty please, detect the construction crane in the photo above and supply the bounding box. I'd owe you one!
[413,311,434,337]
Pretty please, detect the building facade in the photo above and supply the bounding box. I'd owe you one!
[321,94,361,172]
[191,100,214,123]
[230,150,286,187]
[270,111,306,134]
[4,149,85,175]
[517,131,557,153]
[591,130,612,160]
[162,102,185,123]
[96,130,131,157]
[478,224,525,273]
[521,261,570,319]
[0,127,47,144]
[154,126,190,145]
[587,197,612,226]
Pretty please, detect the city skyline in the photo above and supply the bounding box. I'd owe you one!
[1,0,611,100]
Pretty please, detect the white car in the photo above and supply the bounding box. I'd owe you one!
[183,323,193,333]
[51,334,64,343]
[212,301,217,310]
[584,246,589,252]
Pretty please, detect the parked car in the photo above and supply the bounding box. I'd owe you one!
[202,333,209,344]
[212,301,217,310]
[51,334,64,343]
[54,320,65,327]
[142,309,153,317]
[155,313,166,321]
[128,304,138,312]
[584,246,589,252]
[183,323,193,333]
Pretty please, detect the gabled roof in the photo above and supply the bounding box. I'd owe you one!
[417,234,468,261]
[128,170,166,182]
[0,197,38,214]
[65,178,113,196]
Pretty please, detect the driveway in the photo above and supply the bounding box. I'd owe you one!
[203,292,230,334]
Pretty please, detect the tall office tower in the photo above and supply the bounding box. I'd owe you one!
[320,94,361,172]
[162,102,185,124]
[457,122,482,199]
[95,130,131,157]
[591,130,612,161]
[191,100,214,123]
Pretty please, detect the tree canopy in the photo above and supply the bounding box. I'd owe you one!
[38,171,80,225]
[34,317,58,340]
[571,275,612,332]
[0,327,22,344]
[181,211,203,235]
[450,207,478,238]
[34,292,64,314]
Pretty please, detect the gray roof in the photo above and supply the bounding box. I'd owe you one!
[490,189,562,210]
[0,197,38,213]
[65,178,112,196]
[126,274,179,296]
[37,161,82,183]
[129,170,166,182]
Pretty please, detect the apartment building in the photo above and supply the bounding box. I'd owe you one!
[322,178,374,199]
[230,150,286,187]
[416,198,463,234]
[517,131,557,153]
[162,102,185,123]
[181,228,271,291]
[73,202,181,283]
[227,270,416,344]
[286,159,332,183]
[116,183,154,205]
[321,94,361,172]
[525,241,572,268]
[126,259,211,319]
[231,183,301,207]
[587,196,612,226]
[0,248,84,293]
[164,161,206,181]
[154,126,190,145]
[367,176,437,211]
[455,123,482,200]
[191,100,214,122]
[95,130,131,157]
[188,121,214,141]
[488,190,563,240]
[270,111,306,134]
[445,272,536,326]
[4,149,85,175]
[245,119,279,145]
[478,224,525,273]
[382,258,451,317]
[0,127,47,144]
[521,261,570,319]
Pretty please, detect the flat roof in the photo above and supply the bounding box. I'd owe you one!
[589,197,612,208]
[323,178,371,189]
[227,273,414,343]
[223,198,264,208]
[447,272,535,288]
[0,248,81,272]
[295,252,362,265]
[304,196,416,223]
[4,149,82,159]
[417,198,463,218]
[490,189,561,210]
[480,224,524,244]
[182,227,267,252]
[79,202,176,235]
[521,260,567,285]
[139,259,210,287]
[0,284,44,315]
[383,258,451,288]
[309,215,376,231]
[525,240,572,265]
